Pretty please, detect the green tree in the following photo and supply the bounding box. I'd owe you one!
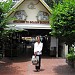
[44,0,62,8]
[0,8,4,34]
[50,0,75,46]
[0,0,13,36]
[0,0,14,52]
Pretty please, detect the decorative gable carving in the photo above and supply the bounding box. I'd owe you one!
[36,11,49,21]
[14,10,27,20]
[27,0,39,9]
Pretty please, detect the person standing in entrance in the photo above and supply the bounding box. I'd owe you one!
[34,36,43,71]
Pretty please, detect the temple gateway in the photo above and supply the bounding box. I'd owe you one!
[5,0,68,58]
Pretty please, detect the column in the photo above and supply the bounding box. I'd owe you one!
[56,38,58,57]
[64,44,68,58]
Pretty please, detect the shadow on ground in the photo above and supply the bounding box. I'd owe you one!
[0,57,31,75]
[11,56,31,63]
[0,58,21,75]
[54,64,75,75]
[33,68,45,72]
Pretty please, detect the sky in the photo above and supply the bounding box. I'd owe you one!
[0,0,7,1]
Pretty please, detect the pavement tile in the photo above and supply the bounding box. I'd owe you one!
[0,57,75,75]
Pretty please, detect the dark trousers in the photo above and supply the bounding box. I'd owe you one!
[35,55,41,70]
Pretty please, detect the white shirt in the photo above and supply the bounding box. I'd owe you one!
[34,42,43,55]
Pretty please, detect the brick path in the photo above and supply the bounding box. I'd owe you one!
[0,57,75,75]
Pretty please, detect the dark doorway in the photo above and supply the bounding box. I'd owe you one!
[42,36,50,56]
[4,29,51,58]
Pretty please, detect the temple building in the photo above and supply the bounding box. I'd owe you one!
[5,0,68,58]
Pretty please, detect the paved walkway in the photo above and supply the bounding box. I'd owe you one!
[0,57,75,75]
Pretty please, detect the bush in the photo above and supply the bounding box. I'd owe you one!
[66,53,75,61]
[66,47,75,61]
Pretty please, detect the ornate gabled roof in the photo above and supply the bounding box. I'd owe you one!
[7,0,52,17]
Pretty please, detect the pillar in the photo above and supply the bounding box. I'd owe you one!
[56,38,58,57]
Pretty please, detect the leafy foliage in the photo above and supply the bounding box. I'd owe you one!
[66,47,75,60]
[50,0,75,45]
[44,0,63,8]
[0,0,12,13]
[0,0,14,38]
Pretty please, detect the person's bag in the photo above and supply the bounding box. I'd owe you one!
[31,55,39,65]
